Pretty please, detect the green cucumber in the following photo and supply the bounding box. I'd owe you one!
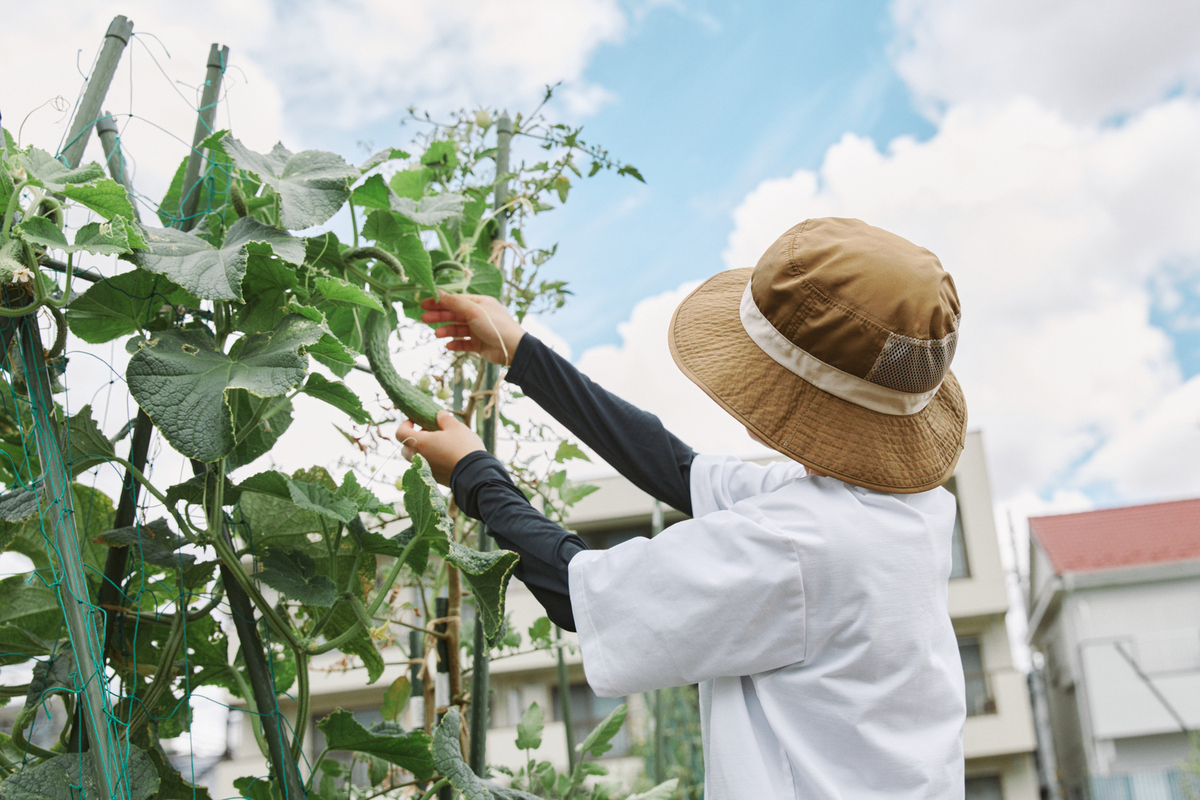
[363,312,444,430]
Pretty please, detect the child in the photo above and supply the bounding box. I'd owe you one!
[399,217,968,799]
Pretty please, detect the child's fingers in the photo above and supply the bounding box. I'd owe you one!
[432,324,473,339]
[420,309,464,324]
[444,339,482,353]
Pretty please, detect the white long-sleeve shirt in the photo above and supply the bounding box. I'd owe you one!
[569,455,966,799]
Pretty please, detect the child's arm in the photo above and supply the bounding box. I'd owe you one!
[420,294,697,515]
[398,413,586,630]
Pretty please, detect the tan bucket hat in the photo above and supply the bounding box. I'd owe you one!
[668,217,967,493]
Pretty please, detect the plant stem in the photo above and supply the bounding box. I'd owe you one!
[345,246,407,281]
[290,649,310,762]
[556,626,576,772]
[2,180,28,239]
[350,201,359,249]
[418,778,449,800]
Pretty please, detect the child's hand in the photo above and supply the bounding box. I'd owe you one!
[420,293,525,366]
[397,411,485,486]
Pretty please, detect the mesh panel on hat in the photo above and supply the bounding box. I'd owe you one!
[864,318,959,394]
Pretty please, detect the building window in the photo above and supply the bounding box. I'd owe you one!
[945,477,970,579]
[965,775,1002,799]
[959,636,995,715]
[550,683,630,757]
[580,524,650,551]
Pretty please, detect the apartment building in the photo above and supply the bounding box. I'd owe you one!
[1027,498,1200,800]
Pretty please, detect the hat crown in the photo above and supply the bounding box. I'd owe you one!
[749,218,960,394]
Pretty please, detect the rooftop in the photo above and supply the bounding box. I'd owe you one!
[1029,497,1200,574]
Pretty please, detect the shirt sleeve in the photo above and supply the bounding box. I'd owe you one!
[689,454,809,517]
[451,450,586,630]
[506,334,696,516]
[567,506,808,697]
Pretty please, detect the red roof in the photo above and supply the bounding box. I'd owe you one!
[1029,498,1200,574]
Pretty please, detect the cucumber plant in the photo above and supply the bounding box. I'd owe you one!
[0,84,645,800]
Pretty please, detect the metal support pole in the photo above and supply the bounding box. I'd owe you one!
[62,16,134,169]
[177,44,229,231]
[468,112,512,776]
[13,314,117,800]
[95,112,141,222]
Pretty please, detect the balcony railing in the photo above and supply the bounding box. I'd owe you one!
[1090,768,1200,800]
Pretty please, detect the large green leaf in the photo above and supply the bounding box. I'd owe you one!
[317,709,433,780]
[0,744,159,800]
[257,549,338,607]
[515,702,543,750]
[0,488,39,523]
[446,543,519,647]
[222,136,358,230]
[126,316,320,462]
[235,253,299,335]
[432,707,490,800]
[65,270,193,344]
[226,390,294,472]
[401,456,453,556]
[3,484,115,576]
[60,178,137,222]
[319,599,384,683]
[146,743,215,800]
[0,576,62,666]
[232,492,324,553]
[299,373,370,425]
[18,148,104,190]
[380,676,411,722]
[64,404,114,476]
[391,193,466,226]
[313,276,384,312]
[129,225,248,301]
[223,216,304,265]
[577,703,628,758]
[24,648,75,710]
[94,518,195,569]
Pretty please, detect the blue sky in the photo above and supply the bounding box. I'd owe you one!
[307,0,937,353]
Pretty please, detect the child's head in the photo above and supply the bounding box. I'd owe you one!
[668,217,965,493]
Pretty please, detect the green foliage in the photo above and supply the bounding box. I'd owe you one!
[317,708,434,780]
[126,315,320,461]
[516,702,543,750]
[0,746,158,800]
[0,80,641,798]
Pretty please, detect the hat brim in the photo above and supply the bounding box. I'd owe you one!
[668,268,967,493]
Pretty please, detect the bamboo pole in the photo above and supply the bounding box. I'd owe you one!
[14,316,117,800]
[95,112,141,222]
[177,44,229,230]
[468,112,512,775]
[61,16,134,169]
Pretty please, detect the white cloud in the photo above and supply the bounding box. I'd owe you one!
[1074,375,1200,502]
[254,0,627,130]
[3,0,629,213]
[891,0,1200,124]
[722,97,1200,503]
[573,283,772,463]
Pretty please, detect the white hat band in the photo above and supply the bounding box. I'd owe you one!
[738,282,940,416]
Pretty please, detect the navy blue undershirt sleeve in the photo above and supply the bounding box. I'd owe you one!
[451,450,584,630]
[450,334,698,631]
[506,334,696,515]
